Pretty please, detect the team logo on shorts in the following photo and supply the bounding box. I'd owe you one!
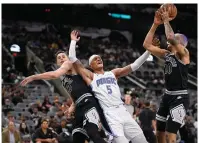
[170,104,186,125]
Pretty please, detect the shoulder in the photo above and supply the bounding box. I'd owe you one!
[35,128,42,133]
[2,129,8,134]
[15,130,21,135]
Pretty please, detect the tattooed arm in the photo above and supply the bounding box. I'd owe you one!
[161,5,189,64]
[143,10,169,58]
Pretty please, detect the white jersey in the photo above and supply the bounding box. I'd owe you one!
[90,71,123,109]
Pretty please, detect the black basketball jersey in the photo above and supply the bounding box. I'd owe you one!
[60,74,92,102]
[164,53,189,91]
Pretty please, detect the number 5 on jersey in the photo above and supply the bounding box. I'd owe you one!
[106,85,112,94]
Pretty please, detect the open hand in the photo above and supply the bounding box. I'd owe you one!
[20,76,34,86]
[160,5,170,22]
[154,9,163,25]
[70,30,80,42]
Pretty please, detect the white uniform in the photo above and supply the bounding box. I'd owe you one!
[90,71,143,141]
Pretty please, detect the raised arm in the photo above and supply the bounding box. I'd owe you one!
[111,50,151,79]
[20,61,72,86]
[161,5,189,63]
[143,10,170,58]
[69,30,94,85]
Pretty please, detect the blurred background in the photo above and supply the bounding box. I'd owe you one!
[1,4,197,143]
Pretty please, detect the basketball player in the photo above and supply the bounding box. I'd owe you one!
[68,33,149,143]
[20,31,111,143]
[143,6,190,143]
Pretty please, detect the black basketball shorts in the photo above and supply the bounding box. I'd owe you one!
[72,94,101,140]
[156,91,189,134]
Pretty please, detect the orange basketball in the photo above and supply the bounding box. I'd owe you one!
[160,4,177,20]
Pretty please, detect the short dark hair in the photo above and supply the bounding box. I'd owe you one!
[54,50,67,61]
[41,118,49,124]
[144,100,150,107]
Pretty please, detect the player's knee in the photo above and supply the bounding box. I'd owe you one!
[85,123,101,139]
[165,132,176,143]
[156,131,165,139]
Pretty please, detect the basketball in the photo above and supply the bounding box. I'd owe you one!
[160,4,177,20]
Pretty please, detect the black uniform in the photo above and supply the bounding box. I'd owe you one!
[60,74,111,143]
[139,107,156,143]
[156,53,189,134]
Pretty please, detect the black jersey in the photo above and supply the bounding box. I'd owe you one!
[164,53,189,91]
[60,74,92,102]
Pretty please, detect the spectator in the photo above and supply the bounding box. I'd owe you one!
[124,94,134,118]
[54,110,64,123]
[139,100,156,143]
[31,107,42,128]
[5,113,20,129]
[2,121,22,143]
[42,96,52,112]
[2,98,14,115]
[32,118,58,143]
[19,122,30,136]
[56,118,69,135]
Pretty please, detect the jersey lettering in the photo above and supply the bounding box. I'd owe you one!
[165,63,172,74]
[96,77,116,87]
[61,77,73,93]
[165,56,177,67]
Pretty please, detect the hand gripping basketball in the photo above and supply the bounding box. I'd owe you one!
[160,4,177,21]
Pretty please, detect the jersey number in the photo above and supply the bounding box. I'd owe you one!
[106,85,112,94]
[165,63,172,74]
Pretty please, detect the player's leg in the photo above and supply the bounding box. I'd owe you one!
[123,111,148,143]
[143,130,157,143]
[84,122,107,143]
[73,131,88,143]
[103,108,129,143]
[130,133,149,143]
[156,123,166,143]
[165,95,189,143]
[83,107,107,143]
[156,95,169,143]
[113,136,129,143]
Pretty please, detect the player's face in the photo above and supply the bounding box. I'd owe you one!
[90,56,103,70]
[56,53,69,66]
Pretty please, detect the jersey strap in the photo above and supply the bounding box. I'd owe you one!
[165,89,188,95]
[75,93,93,105]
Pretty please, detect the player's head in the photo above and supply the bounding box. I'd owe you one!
[55,50,69,66]
[89,55,103,71]
[167,33,188,50]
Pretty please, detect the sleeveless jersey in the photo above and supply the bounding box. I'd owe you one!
[60,74,92,102]
[90,71,124,109]
[164,53,189,91]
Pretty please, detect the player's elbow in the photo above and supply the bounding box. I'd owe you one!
[143,42,150,50]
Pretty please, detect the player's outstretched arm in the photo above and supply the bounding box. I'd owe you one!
[69,30,94,85]
[20,61,72,86]
[143,10,169,58]
[112,50,150,79]
[161,6,189,63]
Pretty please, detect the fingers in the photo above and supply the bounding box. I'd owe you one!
[71,30,79,37]
[20,79,28,86]
[20,80,26,86]
[155,10,161,18]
